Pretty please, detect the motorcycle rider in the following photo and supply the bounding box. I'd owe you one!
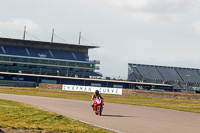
[91,90,104,109]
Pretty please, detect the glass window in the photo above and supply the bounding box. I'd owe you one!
[67,62,75,66]
[30,59,38,63]
[12,77,18,80]
[49,60,57,65]
[10,57,17,62]
[41,79,57,84]
[76,63,84,67]
[57,61,66,66]
[20,58,29,62]
[38,59,49,64]
[91,83,101,87]
[113,85,123,88]
[19,77,24,81]
[0,56,9,61]
[85,64,91,67]
[0,62,13,65]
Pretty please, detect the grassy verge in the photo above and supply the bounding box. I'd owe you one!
[0,99,111,133]
[0,86,200,114]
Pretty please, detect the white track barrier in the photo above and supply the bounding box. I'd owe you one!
[62,84,122,95]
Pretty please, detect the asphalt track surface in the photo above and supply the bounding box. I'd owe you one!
[0,93,200,133]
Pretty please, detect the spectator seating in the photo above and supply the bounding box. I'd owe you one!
[0,44,99,77]
[128,63,200,90]
[176,69,200,83]
[73,52,88,61]
[51,50,75,60]
[135,65,164,81]
[3,45,28,56]
[157,67,183,82]
[0,45,88,61]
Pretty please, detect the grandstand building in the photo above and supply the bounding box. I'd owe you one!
[128,63,200,92]
[0,37,101,82]
[0,37,173,90]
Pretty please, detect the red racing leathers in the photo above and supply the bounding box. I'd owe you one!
[92,94,103,107]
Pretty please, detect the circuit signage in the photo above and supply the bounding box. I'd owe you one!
[62,84,122,95]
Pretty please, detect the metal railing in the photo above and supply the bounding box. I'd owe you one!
[90,60,100,64]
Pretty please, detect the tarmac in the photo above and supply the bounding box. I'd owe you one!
[0,93,200,133]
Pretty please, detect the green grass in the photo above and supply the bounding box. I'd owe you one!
[0,86,200,114]
[0,99,111,133]
[106,95,200,113]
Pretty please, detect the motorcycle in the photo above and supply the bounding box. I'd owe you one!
[93,98,103,116]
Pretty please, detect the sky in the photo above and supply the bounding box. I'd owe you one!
[0,0,200,79]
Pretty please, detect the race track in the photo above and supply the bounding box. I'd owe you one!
[0,93,200,133]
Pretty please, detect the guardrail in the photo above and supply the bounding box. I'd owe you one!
[90,60,100,64]
[95,66,100,70]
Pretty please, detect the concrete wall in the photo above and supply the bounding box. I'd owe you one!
[122,89,200,100]
[39,83,62,90]
[0,80,36,87]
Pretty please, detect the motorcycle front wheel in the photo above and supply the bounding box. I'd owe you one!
[99,107,102,116]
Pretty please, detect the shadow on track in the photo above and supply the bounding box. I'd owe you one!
[102,114,134,118]
[0,129,4,133]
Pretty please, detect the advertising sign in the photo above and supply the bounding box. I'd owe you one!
[62,84,122,95]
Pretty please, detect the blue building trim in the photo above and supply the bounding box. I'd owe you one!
[0,72,173,90]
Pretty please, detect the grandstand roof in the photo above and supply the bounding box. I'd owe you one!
[129,63,200,70]
[128,63,200,90]
[0,37,99,50]
[0,71,173,87]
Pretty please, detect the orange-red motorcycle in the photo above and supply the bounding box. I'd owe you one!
[93,98,103,116]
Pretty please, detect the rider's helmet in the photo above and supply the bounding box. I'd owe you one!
[95,90,99,95]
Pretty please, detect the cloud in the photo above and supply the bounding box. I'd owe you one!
[0,18,42,33]
[106,0,197,21]
[107,0,195,13]
[192,22,200,36]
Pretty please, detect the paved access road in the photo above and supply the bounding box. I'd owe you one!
[0,93,200,133]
